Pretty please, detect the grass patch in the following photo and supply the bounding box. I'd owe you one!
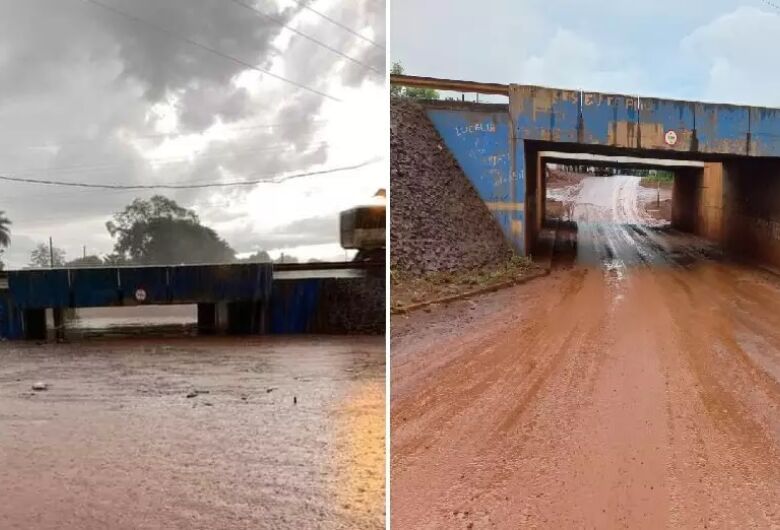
[640,170,674,186]
[391,256,537,311]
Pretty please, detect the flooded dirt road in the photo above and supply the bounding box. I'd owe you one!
[0,336,385,529]
[391,175,780,528]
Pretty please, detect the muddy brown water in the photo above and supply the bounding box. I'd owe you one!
[391,175,780,528]
[0,336,385,529]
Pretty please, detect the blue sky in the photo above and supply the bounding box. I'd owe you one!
[391,0,780,107]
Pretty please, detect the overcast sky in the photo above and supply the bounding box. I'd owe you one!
[392,0,780,106]
[0,0,386,268]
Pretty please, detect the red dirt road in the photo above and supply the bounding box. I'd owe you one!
[391,176,780,528]
[392,263,780,528]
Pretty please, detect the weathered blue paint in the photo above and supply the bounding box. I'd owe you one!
[695,103,750,154]
[750,107,780,156]
[117,267,170,305]
[580,92,638,147]
[512,140,527,254]
[169,264,271,303]
[0,289,23,340]
[0,264,383,339]
[70,268,120,307]
[512,86,580,143]
[270,276,385,335]
[426,108,519,245]
[426,109,512,202]
[423,83,780,255]
[8,269,71,309]
[639,98,696,151]
[8,263,272,310]
[270,279,321,333]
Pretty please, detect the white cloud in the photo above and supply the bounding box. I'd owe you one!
[519,28,645,94]
[681,6,780,106]
[0,0,386,268]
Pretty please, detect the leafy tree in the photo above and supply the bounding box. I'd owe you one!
[0,211,9,269]
[390,62,439,100]
[66,255,104,268]
[106,195,235,265]
[102,253,129,266]
[390,62,404,98]
[243,250,272,263]
[0,210,10,249]
[29,243,66,268]
[274,253,298,264]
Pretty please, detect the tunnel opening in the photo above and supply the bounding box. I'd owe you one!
[61,304,198,340]
[523,146,723,270]
[518,141,780,274]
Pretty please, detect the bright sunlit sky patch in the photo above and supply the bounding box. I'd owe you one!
[392,0,780,107]
[0,0,386,267]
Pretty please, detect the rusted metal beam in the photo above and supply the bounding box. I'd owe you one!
[390,74,509,96]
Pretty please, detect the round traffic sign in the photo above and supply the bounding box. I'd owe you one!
[664,130,678,146]
[135,288,147,302]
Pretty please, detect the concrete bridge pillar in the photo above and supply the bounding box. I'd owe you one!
[197,302,227,335]
[672,163,725,245]
[720,158,780,267]
[198,301,266,335]
[23,308,47,341]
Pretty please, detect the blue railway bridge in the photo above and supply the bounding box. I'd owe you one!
[392,74,780,268]
[0,261,384,340]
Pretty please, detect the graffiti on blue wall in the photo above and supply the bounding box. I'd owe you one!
[426,108,525,252]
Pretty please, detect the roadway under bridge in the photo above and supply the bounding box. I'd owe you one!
[390,76,780,527]
[0,261,384,340]
[392,74,780,267]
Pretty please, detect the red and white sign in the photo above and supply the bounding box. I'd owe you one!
[664,130,678,146]
[134,288,147,302]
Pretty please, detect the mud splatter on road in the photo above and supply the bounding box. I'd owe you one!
[391,174,780,528]
[0,336,385,529]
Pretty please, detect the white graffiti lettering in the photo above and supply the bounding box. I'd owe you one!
[455,121,497,136]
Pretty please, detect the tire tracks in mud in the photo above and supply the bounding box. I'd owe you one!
[392,174,780,528]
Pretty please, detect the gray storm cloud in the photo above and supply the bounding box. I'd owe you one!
[0,0,386,266]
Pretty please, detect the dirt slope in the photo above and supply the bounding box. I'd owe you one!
[390,99,512,274]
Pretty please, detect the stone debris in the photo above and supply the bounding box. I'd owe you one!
[391,98,513,275]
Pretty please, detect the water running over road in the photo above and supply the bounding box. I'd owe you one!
[392,173,780,529]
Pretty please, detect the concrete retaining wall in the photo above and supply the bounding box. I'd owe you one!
[672,163,724,243]
[270,275,385,335]
[722,159,780,267]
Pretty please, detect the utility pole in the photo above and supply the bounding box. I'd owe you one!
[49,237,54,268]
[83,245,86,259]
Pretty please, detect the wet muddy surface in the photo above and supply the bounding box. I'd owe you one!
[392,174,780,528]
[0,336,385,529]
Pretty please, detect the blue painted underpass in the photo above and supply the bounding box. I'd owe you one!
[417,82,780,255]
[0,262,384,339]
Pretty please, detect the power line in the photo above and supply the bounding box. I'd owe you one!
[227,0,382,75]
[8,140,332,178]
[81,0,340,101]
[0,158,382,189]
[289,0,384,50]
[13,119,331,150]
